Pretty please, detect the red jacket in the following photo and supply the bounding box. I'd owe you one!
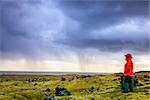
[124,61,134,76]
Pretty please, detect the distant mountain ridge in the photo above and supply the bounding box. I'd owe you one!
[0,71,111,75]
[135,71,150,73]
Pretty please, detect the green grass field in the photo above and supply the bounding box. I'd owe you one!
[0,74,149,100]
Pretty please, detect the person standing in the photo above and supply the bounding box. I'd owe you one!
[123,53,134,93]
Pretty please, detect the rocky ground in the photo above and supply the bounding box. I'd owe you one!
[0,71,149,100]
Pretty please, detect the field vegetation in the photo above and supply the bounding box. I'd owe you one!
[0,72,149,100]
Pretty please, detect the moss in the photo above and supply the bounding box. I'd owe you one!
[0,74,149,100]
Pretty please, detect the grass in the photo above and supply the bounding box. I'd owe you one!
[0,74,149,100]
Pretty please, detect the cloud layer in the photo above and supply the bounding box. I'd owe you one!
[0,0,149,72]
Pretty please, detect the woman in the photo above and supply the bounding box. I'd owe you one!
[123,53,134,93]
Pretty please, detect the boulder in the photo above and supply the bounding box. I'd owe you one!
[55,85,71,96]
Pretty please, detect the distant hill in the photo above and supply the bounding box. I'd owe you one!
[0,71,111,75]
[114,71,150,78]
[135,71,150,74]
[134,71,150,78]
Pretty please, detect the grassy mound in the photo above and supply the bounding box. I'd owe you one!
[0,74,149,100]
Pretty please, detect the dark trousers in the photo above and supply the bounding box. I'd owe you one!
[123,76,134,93]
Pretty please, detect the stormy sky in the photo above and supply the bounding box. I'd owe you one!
[0,0,149,72]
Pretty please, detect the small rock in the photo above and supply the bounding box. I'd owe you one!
[44,94,55,100]
[113,79,118,81]
[96,87,100,91]
[91,96,94,100]
[144,86,150,89]
[61,77,66,81]
[137,83,144,86]
[34,83,38,86]
[14,83,18,86]
[45,88,51,92]
[89,86,94,92]
[144,79,149,82]
[145,82,150,85]
[145,93,150,95]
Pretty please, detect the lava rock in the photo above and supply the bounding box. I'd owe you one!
[34,83,38,86]
[61,77,66,81]
[44,94,55,100]
[89,86,95,92]
[55,85,71,96]
[137,83,144,86]
[45,88,51,92]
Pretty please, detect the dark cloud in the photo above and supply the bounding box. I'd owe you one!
[0,0,149,59]
[58,0,149,30]
[57,36,149,53]
[0,0,61,58]
[56,0,149,52]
